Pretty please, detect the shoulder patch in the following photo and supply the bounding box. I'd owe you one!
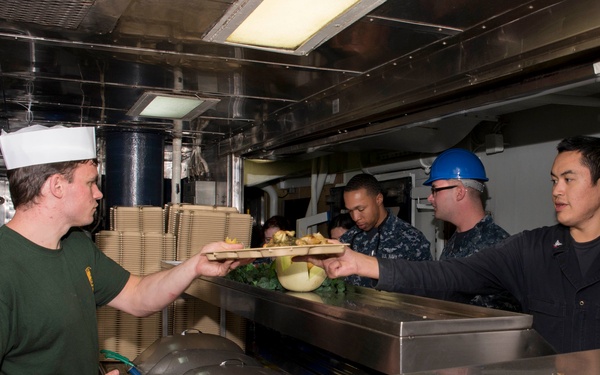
[85,266,94,291]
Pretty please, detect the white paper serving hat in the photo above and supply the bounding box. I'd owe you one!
[0,125,96,170]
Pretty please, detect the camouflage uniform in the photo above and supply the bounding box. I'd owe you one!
[440,214,521,311]
[340,209,431,287]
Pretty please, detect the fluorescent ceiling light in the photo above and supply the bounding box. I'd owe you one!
[127,92,220,120]
[203,0,387,55]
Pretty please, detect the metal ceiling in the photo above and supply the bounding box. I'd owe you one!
[0,0,599,163]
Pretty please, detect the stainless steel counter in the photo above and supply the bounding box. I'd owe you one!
[406,348,600,375]
[163,262,555,374]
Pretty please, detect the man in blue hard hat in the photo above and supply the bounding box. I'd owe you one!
[425,148,520,311]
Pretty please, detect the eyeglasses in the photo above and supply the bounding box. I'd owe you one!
[430,185,458,195]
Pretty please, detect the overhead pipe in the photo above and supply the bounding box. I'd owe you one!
[190,119,211,179]
[362,156,436,175]
[171,122,182,204]
[0,31,357,75]
[228,154,244,211]
[171,66,183,204]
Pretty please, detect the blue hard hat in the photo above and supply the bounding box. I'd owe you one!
[424,148,488,186]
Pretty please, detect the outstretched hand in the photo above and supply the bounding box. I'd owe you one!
[107,240,254,318]
[194,241,249,277]
[295,243,354,280]
[295,239,380,280]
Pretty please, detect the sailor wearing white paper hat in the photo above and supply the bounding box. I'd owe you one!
[0,125,247,375]
[0,125,100,226]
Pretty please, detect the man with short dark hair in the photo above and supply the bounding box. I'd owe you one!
[339,173,431,287]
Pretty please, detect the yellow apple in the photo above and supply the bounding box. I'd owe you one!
[275,256,327,292]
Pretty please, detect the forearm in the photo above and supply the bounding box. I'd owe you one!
[108,241,241,316]
[355,252,380,279]
[375,257,454,294]
[374,255,505,298]
[109,257,201,317]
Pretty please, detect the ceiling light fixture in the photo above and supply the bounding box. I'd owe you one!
[127,92,220,121]
[203,0,387,56]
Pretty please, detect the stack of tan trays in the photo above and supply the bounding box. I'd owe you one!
[96,231,176,274]
[97,203,251,359]
[110,206,165,233]
[165,203,237,235]
[165,204,252,260]
[163,203,250,350]
[97,306,162,362]
[96,224,176,360]
[226,213,253,247]
[177,210,226,259]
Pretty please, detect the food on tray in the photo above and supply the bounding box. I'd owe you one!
[264,230,329,247]
[261,230,330,291]
[264,230,297,247]
[296,232,328,245]
[275,255,327,292]
[225,237,239,244]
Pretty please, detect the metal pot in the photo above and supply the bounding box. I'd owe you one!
[133,330,244,374]
[139,349,261,375]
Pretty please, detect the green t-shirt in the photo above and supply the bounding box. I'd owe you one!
[0,225,130,375]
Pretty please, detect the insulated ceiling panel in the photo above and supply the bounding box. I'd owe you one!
[0,0,95,29]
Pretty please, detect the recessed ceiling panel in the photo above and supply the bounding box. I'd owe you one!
[0,0,95,29]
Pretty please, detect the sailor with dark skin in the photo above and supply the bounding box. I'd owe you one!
[337,173,431,287]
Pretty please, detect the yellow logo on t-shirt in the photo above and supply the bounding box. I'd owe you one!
[85,266,94,291]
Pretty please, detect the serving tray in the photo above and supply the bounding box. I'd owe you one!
[204,244,346,260]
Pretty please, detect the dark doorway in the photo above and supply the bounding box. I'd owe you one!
[284,198,310,233]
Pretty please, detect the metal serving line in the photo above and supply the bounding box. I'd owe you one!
[163,262,555,374]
